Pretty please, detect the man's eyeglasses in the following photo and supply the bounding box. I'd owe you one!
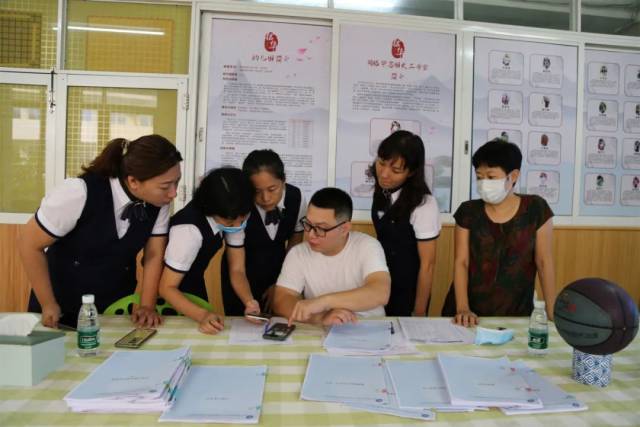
[299,217,346,237]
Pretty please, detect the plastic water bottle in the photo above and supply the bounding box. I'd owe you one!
[77,294,100,357]
[528,300,548,356]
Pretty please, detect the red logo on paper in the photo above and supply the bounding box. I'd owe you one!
[264,32,278,52]
[391,38,405,59]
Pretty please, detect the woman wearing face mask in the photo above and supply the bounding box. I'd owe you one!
[220,150,306,316]
[371,131,441,316]
[158,167,256,334]
[442,139,556,326]
[18,135,182,328]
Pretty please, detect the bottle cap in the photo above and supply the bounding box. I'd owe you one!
[533,299,545,309]
[82,294,95,304]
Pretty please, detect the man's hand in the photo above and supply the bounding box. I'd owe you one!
[321,308,357,326]
[41,303,61,328]
[198,312,225,335]
[288,297,329,325]
[453,309,478,327]
[131,306,163,328]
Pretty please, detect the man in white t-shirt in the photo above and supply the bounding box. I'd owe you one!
[273,187,391,326]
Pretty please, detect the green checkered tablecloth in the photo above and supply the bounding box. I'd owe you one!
[1,316,638,426]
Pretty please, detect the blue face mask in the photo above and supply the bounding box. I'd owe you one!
[474,326,514,345]
[218,218,248,234]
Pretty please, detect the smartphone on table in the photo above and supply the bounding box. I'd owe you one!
[114,328,157,349]
[262,323,295,341]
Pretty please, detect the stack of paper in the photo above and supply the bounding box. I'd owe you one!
[229,317,293,345]
[501,361,588,415]
[64,347,191,413]
[438,354,542,409]
[385,359,481,412]
[300,354,435,421]
[398,318,476,344]
[323,320,416,355]
[159,365,268,423]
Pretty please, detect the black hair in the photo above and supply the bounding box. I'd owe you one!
[309,187,353,222]
[472,138,522,174]
[82,134,182,180]
[192,167,254,218]
[242,149,286,181]
[370,130,431,221]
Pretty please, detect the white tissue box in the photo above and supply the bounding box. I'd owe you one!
[0,330,66,386]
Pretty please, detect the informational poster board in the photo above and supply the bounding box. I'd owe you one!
[334,24,456,212]
[581,49,640,216]
[205,19,331,197]
[472,37,578,215]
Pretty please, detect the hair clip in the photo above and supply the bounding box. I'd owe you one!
[121,139,130,156]
[221,176,230,193]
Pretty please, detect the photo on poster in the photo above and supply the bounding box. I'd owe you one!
[622,138,640,170]
[350,161,375,198]
[624,64,640,97]
[587,62,619,95]
[369,118,421,156]
[527,132,561,165]
[526,170,560,204]
[530,54,563,89]
[585,136,617,169]
[488,90,523,124]
[620,174,640,206]
[487,129,522,148]
[587,99,618,132]
[623,101,640,134]
[529,93,562,127]
[583,173,616,205]
[488,50,524,85]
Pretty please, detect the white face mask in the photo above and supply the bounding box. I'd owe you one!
[477,177,511,204]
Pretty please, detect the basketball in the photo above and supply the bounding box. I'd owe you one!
[554,278,638,355]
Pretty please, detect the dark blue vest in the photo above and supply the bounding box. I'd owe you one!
[371,197,421,316]
[221,184,302,315]
[168,200,223,301]
[28,173,160,325]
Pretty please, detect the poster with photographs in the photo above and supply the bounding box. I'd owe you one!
[581,49,640,216]
[335,24,455,212]
[473,38,578,215]
[205,19,331,197]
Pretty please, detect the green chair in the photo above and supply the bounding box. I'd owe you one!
[104,293,212,316]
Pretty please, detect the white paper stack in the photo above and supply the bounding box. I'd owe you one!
[438,354,542,409]
[323,320,417,355]
[300,354,435,421]
[398,318,476,344]
[228,317,293,345]
[64,347,192,413]
[159,365,268,424]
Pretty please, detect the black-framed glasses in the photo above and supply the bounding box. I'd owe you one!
[299,217,346,237]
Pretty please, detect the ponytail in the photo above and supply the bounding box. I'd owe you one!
[82,134,182,181]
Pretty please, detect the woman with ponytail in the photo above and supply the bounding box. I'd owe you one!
[18,134,182,328]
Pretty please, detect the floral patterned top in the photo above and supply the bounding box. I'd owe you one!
[442,194,553,317]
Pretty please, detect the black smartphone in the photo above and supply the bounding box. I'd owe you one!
[262,323,295,341]
[245,312,272,322]
[114,328,157,349]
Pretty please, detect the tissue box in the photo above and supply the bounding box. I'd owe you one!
[0,330,66,386]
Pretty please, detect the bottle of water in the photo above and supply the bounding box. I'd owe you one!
[77,294,100,357]
[528,300,548,356]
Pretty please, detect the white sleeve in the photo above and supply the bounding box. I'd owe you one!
[224,229,245,248]
[409,195,441,240]
[294,193,307,232]
[275,245,306,294]
[358,236,389,278]
[35,178,87,238]
[151,204,171,236]
[164,224,203,273]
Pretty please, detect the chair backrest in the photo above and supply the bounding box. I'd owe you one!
[103,293,212,316]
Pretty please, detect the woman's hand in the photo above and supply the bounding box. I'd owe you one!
[41,303,61,328]
[198,312,225,335]
[132,305,163,328]
[453,309,478,327]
